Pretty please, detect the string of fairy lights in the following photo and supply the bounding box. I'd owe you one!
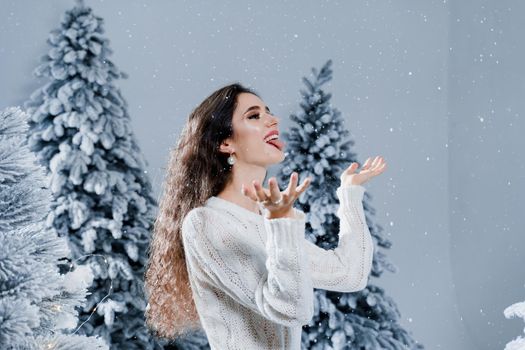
[43,253,115,349]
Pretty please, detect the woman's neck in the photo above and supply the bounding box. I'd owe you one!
[216,191,262,215]
[218,166,267,215]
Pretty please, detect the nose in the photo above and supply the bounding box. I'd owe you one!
[266,112,279,126]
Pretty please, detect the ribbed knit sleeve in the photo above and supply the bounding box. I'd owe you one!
[301,184,374,292]
[182,207,314,327]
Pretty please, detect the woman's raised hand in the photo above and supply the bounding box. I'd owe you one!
[242,172,312,217]
[341,155,387,187]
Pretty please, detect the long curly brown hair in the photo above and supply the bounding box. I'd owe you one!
[144,82,260,341]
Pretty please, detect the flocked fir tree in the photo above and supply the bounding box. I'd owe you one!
[22,1,167,348]
[0,106,108,350]
[503,298,525,349]
[276,59,425,349]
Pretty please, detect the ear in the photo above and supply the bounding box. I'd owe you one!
[218,140,234,155]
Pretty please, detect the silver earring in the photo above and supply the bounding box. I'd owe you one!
[227,152,236,165]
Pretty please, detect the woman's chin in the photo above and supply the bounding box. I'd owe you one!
[262,143,285,163]
[273,150,286,163]
[264,154,285,165]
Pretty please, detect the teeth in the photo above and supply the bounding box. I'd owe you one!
[264,135,278,142]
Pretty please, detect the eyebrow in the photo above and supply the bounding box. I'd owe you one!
[243,105,271,115]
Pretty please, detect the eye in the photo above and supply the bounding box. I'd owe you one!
[248,114,260,119]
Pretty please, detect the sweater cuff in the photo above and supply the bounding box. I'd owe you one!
[336,184,366,203]
[263,211,306,266]
[336,184,367,231]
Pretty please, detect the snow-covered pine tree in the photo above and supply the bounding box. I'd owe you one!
[276,59,424,349]
[22,1,164,349]
[0,106,108,350]
[503,299,525,349]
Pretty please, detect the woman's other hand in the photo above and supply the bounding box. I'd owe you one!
[341,155,387,187]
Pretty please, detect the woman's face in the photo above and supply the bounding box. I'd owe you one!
[221,92,285,167]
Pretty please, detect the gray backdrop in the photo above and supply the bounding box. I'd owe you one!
[1,1,523,349]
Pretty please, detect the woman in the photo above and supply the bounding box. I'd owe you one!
[144,83,386,349]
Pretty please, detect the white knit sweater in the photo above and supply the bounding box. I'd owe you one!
[181,184,374,350]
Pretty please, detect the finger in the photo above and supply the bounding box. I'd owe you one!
[241,183,258,201]
[361,157,372,170]
[363,157,386,179]
[286,172,299,194]
[369,161,386,177]
[296,176,312,194]
[243,183,261,201]
[268,177,282,203]
[252,180,267,202]
[370,156,380,168]
[373,156,384,170]
[346,162,359,173]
